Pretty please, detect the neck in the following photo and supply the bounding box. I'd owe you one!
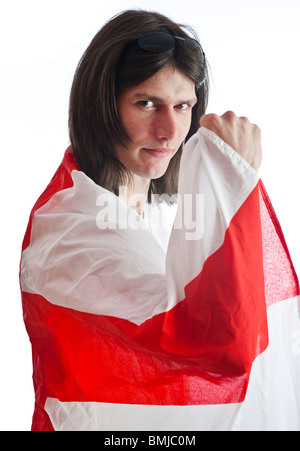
[119,174,150,216]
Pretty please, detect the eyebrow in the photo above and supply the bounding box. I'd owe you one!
[133,93,197,106]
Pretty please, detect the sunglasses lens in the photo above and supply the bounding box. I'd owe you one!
[184,38,205,63]
[185,38,200,51]
[137,31,205,65]
[137,31,174,52]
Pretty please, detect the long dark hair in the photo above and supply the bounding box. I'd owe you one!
[69,9,209,200]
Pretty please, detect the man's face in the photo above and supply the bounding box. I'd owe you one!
[116,65,197,183]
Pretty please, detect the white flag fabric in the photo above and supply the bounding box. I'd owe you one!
[20,127,300,431]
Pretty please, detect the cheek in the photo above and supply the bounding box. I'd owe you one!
[121,114,148,143]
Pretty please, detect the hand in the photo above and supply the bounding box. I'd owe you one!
[200,111,262,171]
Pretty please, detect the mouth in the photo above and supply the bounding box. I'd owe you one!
[142,147,173,159]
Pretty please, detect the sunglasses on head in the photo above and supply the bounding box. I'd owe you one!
[137,30,206,65]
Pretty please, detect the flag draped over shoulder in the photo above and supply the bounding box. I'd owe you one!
[20,127,300,431]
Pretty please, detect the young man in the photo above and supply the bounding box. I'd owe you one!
[68,9,261,212]
[20,10,299,431]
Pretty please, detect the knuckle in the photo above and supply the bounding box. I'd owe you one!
[200,113,221,128]
[240,116,250,123]
[254,124,261,135]
[223,110,236,121]
[202,113,219,121]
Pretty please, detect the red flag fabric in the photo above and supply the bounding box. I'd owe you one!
[20,127,300,431]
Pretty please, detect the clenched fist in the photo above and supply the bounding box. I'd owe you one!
[200,111,262,171]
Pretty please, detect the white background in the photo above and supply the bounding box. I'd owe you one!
[1,0,299,430]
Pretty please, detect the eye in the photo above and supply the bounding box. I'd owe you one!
[176,103,190,111]
[138,100,155,108]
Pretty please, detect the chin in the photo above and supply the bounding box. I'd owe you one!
[144,165,170,180]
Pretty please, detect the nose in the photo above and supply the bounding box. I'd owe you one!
[154,108,178,142]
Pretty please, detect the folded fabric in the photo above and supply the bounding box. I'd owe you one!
[20,127,300,431]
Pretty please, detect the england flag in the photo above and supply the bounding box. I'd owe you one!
[20,127,300,431]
